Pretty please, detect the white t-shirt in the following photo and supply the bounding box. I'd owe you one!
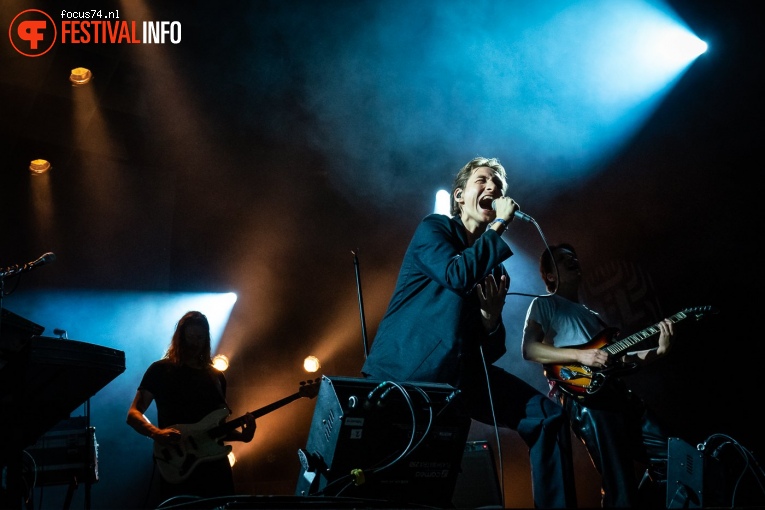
[525,293,605,348]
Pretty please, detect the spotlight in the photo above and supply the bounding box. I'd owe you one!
[228,451,236,468]
[70,67,92,85]
[29,159,51,174]
[303,356,320,373]
[212,354,229,371]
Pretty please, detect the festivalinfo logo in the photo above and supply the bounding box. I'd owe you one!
[9,9,181,57]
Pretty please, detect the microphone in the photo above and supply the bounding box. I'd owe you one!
[0,252,57,278]
[32,252,57,267]
[491,200,532,222]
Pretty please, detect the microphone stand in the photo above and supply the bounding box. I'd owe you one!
[351,249,370,359]
[1,274,5,341]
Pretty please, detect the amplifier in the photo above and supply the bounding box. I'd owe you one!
[295,376,471,508]
[452,440,503,508]
[25,417,98,487]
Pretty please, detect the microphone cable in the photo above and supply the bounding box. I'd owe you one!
[478,344,505,507]
[504,212,560,300]
[477,210,562,506]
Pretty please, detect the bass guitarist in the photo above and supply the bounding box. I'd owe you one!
[126,311,256,504]
[521,243,674,508]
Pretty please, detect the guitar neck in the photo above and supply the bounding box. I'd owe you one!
[213,392,302,437]
[249,393,302,420]
[603,310,688,357]
[207,378,320,439]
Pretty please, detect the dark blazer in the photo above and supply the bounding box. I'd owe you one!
[361,213,513,385]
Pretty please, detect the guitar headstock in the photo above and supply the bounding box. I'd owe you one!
[298,378,321,399]
[684,305,719,320]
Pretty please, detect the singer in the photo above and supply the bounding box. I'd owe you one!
[361,156,576,508]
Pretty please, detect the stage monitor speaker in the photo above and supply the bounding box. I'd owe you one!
[294,375,471,508]
[452,440,503,509]
[667,437,705,508]
[667,437,729,508]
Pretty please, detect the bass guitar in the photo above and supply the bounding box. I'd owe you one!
[154,378,320,483]
[544,306,717,397]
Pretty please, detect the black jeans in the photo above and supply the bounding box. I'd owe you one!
[561,381,669,508]
[460,365,578,508]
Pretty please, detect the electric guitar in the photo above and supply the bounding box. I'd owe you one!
[544,306,717,397]
[154,378,320,483]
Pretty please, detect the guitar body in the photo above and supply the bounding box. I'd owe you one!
[543,327,620,396]
[154,407,232,484]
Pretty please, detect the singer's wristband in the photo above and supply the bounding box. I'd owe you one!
[488,218,507,234]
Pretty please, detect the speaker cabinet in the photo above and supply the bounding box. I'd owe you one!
[667,437,705,508]
[295,375,471,508]
[667,437,730,508]
[452,440,503,509]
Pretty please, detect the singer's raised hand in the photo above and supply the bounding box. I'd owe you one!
[476,273,509,332]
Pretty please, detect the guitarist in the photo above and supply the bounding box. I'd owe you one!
[126,311,256,504]
[521,244,674,509]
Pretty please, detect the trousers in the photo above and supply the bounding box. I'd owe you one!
[461,365,578,508]
[560,380,669,508]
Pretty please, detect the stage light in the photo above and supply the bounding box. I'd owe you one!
[29,159,51,174]
[303,356,320,373]
[212,354,229,371]
[69,67,92,86]
[435,189,450,215]
[228,451,236,468]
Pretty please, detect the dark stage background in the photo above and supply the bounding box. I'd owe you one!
[1,0,763,508]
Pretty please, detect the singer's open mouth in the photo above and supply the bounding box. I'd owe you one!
[479,196,494,210]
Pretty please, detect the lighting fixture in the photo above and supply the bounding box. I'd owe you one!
[29,159,51,174]
[303,356,321,373]
[212,354,229,371]
[70,67,92,85]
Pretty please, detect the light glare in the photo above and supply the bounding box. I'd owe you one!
[303,356,321,373]
[212,354,229,371]
[435,189,450,216]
